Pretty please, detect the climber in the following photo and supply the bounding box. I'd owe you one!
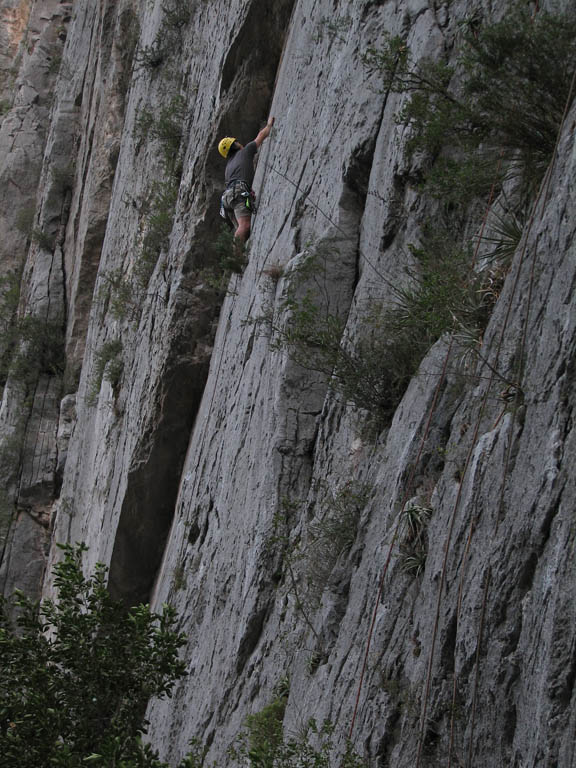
[218,116,275,247]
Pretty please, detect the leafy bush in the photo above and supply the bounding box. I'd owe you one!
[270,483,370,654]
[51,162,75,194]
[135,0,193,72]
[240,691,288,767]
[135,96,186,173]
[365,8,576,195]
[135,38,167,71]
[0,272,21,338]
[269,226,504,424]
[99,268,140,322]
[88,339,123,403]
[136,177,179,290]
[0,314,64,390]
[15,206,36,236]
[161,0,192,30]
[0,543,191,768]
[303,482,371,608]
[229,715,368,768]
[30,228,56,251]
[13,316,65,379]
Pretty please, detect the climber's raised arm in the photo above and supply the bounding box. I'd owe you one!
[254,116,275,148]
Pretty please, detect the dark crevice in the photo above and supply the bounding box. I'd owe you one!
[201,0,296,223]
[108,0,298,608]
[108,353,209,607]
[235,604,269,675]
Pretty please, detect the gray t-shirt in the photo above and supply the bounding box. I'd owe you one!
[225,141,258,187]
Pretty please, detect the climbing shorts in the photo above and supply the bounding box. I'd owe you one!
[220,182,256,226]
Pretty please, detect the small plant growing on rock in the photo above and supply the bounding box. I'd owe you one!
[398,503,432,578]
[135,38,167,71]
[161,0,192,30]
[313,15,352,44]
[51,162,75,194]
[304,481,371,608]
[235,688,288,767]
[3,316,65,388]
[262,263,284,282]
[136,177,179,290]
[229,713,368,768]
[15,206,36,236]
[213,225,246,274]
[99,268,140,322]
[30,228,56,251]
[88,339,124,404]
[270,483,370,651]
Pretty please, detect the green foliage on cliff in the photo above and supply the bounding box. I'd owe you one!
[0,543,191,768]
[267,228,499,425]
[229,713,368,768]
[0,309,65,391]
[364,7,576,199]
[87,339,124,404]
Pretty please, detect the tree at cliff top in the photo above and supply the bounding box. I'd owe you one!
[0,543,192,768]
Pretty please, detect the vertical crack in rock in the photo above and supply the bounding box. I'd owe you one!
[107,0,299,608]
[108,353,209,607]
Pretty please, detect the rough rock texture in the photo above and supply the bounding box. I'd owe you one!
[1,0,575,765]
[0,0,70,598]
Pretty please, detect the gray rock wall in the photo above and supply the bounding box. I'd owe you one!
[0,0,574,765]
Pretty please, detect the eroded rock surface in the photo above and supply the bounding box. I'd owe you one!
[0,0,575,765]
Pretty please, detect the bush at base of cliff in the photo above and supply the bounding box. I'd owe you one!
[0,543,192,768]
[229,710,369,768]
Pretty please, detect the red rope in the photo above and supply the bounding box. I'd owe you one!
[348,337,454,740]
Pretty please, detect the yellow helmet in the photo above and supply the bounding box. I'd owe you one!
[218,137,236,158]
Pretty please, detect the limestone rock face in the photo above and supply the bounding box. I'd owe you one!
[1,0,575,765]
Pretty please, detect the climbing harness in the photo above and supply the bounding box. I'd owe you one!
[220,180,257,225]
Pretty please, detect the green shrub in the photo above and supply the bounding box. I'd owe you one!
[161,0,192,30]
[136,177,179,289]
[0,543,190,768]
[268,286,416,421]
[270,484,370,654]
[229,715,368,768]
[0,283,65,390]
[0,316,64,390]
[135,39,167,71]
[365,8,576,194]
[99,268,140,322]
[313,16,351,44]
[398,504,432,578]
[51,162,75,193]
[242,692,288,767]
[135,96,186,173]
[134,106,156,144]
[15,206,36,236]
[303,482,371,608]
[0,272,21,337]
[269,226,500,424]
[134,0,192,72]
[88,339,123,404]
[30,228,56,251]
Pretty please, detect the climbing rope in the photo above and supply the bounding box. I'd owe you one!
[444,63,576,768]
[348,336,455,740]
